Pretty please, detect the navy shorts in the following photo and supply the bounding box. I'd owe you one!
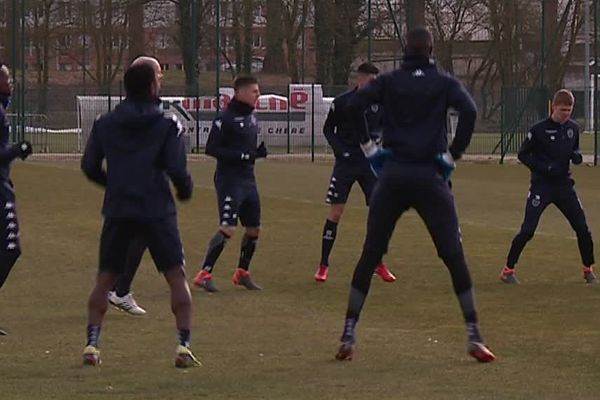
[99,216,184,274]
[0,191,21,256]
[326,159,377,205]
[215,177,261,228]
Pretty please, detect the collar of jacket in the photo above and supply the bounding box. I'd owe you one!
[0,95,9,109]
[229,97,255,116]
[401,55,436,70]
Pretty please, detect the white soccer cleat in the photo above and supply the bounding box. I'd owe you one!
[108,291,147,316]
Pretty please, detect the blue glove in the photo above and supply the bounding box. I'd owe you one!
[435,152,456,181]
[360,140,391,177]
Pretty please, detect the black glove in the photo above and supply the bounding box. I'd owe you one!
[175,178,193,202]
[13,140,32,160]
[256,142,268,159]
[176,191,192,201]
[571,151,583,165]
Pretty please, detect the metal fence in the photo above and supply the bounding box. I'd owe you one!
[2,1,600,162]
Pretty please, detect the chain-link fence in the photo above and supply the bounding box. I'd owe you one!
[1,1,599,163]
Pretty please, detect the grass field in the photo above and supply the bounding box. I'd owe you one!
[1,159,600,399]
[21,129,600,156]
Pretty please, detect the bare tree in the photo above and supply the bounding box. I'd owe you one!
[544,0,584,92]
[28,0,60,114]
[332,0,370,85]
[241,0,255,73]
[313,0,335,84]
[127,0,146,63]
[426,0,487,74]
[282,0,309,82]
[169,0,213,94]
[263,0,287,73]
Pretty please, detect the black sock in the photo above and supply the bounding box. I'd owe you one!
[341,317,357,342]
[320,219,338,266]
[202,231,229,273]
[238,234,258,271]
[178,328,191,347]
[443,253,483,342]
[86,324,101,347]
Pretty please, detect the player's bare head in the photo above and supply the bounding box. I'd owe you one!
[354,62,379,89]
[0,63,12,96]
[234,75,260,107]
[553,89,575,107]
[551,89,574,124]
[124,63,156,102]
[131,56,162,93]
[405,27,433,57]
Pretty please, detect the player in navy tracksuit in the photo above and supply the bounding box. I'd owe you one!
[334,28,495,363]
[500,89,596,284]
[192,76,266,292]
[81,60,199,368]
[314,63,396,284]
[0,63,33,336]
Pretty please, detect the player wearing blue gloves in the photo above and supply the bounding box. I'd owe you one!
[315,63,396,283]
[334,28,495,363]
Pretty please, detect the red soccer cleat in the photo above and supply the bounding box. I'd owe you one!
[499,266,519,284]
[193,270,219,292]
[232,268,262,290]
[374,263,396,282]
[468,342,496,363]
[335,341,355,361]
[583,266,598,284]
[314,265,329,282]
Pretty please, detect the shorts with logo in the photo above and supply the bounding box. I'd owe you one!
[0,187,20,256]
[325,159,377,205]
[215,176,261,228]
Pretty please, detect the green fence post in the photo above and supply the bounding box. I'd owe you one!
[287,84,291,154]
[595,0,599,165]
[311,84,315,162]
[215,0,221,113]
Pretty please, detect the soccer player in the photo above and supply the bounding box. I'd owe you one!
[103,56,167,316]
[0,63,33,336]
[314,62,396,283]
[106,57,170,316]
[334,28,495,363]
[192,76,266,292]
[81,59,199,367]
[500,89,596,284]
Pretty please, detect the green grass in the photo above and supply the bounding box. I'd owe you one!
[1,160,600,399]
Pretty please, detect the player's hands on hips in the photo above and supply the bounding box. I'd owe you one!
[360,139,391,177]
[435,151,455,181]
[571,151,583,165]
[256,142,268,159]
[14,140,33,160]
